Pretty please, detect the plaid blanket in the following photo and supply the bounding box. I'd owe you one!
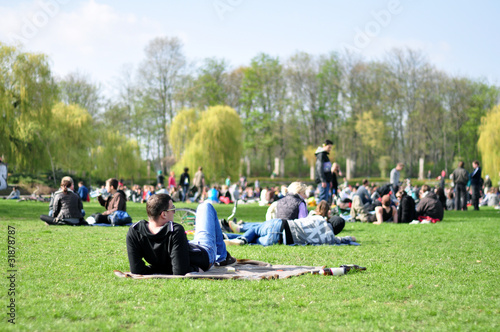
[114,259,341,280]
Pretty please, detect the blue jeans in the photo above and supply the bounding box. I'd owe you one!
[190,202,227,265]
[318,183,330,203]
[182,185,189,202]
[224,221,262,239]
[239,219,282,246]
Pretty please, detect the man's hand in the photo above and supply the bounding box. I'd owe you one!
[322,182,327,188]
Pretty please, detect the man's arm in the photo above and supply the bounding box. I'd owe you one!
[373,206,383,225]
[315,156,326,185]
[389,169,396,184]
[392,206,398,223]
[53,195,62,218]
[170,225,193,275]
[298,202,308,219]
[126,229,152,275]
[97,195,107,208]
[103,194,126,216]
[415,200,424,216]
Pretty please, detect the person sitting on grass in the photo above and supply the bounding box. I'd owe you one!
[47,176,86,217]
[126,194,236,275]
[40,179,87,226]
[87,178,127,224]
[416,185,444,222]
[275,182,308,220]
[224,200,355,246]
[373,194,398,225]
[5,186,20,200]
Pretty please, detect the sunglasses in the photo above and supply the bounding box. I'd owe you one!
[164,205,176,212]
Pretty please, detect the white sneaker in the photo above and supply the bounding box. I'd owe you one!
[86,216,96,225]
[421,219,431,224]
[409,220,420,224]
[224,239,246,246]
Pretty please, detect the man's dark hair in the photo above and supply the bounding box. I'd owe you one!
[184,167,189,172]
[324,139,333,146]
[146,194,172,220]
[421,184,430,193]
[107,178,119,190]
[362,179,369,185]
[458,161,464,168]
[328,215,345,235]
[473,160,480,166]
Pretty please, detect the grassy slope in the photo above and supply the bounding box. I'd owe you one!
[0,200,498,331]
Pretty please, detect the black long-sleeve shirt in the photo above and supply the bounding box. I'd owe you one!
[126,220,209,275]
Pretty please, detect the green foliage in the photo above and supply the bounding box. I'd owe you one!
[171,105,243,183]
[169,108,199,160]
[478,105,500,184]
[458,82,500,163]
[58,71,102,117]
[91,132,146,181]
[0,43,58,172]
[47,102,93,174]
[240,53,288,170]
[192,57,229,108]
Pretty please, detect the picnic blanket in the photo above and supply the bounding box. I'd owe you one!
[114,259,365,280]
[91,223,133,227]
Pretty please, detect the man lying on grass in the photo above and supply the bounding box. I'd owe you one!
[126,194,236,275]
[223,200,356,246]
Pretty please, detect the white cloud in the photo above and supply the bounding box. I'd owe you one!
[1,0,165,95]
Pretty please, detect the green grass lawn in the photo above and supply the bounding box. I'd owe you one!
[0,200,498,331]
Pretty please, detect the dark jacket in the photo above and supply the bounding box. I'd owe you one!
[126,220,209,275]
[398,192,417,223]
[276,193,304,220]
[416,192,444,220]
[53,190,84,222]
[470,167,482,186]
[179,172,190,187]
[315,147,332,184]
[452,167,469,185]
[98,190,127,216]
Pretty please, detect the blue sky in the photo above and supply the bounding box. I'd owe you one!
[1,0,499,97]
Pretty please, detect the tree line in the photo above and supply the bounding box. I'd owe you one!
[1,37,499,185]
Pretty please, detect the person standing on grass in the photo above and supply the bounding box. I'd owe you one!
[126,194,236,275]
[331,162,341,200]
[390,163,404,194]
[315,139,333,204]
[156,170,165,188]
[168,171,176,191]
[470,160,482,211]
[179,167,190,202]
[193,166,205,202]
[451,161,469,211]
[88,178,127,224]
[40,179,86,226]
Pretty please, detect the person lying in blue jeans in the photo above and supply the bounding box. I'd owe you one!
[224,200,356,246]
[126,194,236,275]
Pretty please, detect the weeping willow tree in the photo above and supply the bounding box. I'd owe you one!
[168,108,199,160]
[477,105,500,184]
[91,132,147,182]
[38,102,94,180]
[170,105,242,183]
[0,43,58,172]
